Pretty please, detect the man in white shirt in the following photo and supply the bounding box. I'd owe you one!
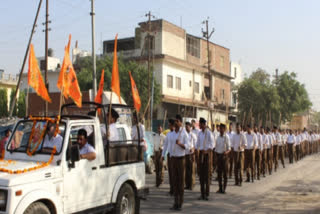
[162,119,175,196]
[154,125,165,187]
[244,125,257,182]
[77,129,96,161]
[227,123,234,179]
[286,129,296,164]
[273,126,281,172]
[185,122,197,191]
[278,129,286,168]
[42,123,63,153]
[191,119,200,136]
[167,115,190,211]
[196,118,214,200]
[260,127,268,177]
[105,108,119,142]
[232,123,247,186]
[132,114,147,152]
[254,125,263,180]
[266,127,273,175]
[215,123,231,194]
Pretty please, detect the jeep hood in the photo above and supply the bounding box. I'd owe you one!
[0,160,58,187]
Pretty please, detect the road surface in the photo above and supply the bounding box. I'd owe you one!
[141,153,320,214]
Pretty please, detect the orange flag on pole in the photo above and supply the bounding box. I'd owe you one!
[129,71,141,112]
[28,44,51,103]
[57,34,72,98]
[67,67,82,108]
[57,34,82,108]
[111,34,121,103]
[95,69,105,113]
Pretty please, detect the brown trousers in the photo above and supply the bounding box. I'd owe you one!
[185,153,195,190]
[254,149,261,179]
[273,145,279,171]
[199,151,211,197]
[167,154,174,194]
[261,149,267,176]
[216,153,228,191]
[233,151,244,184]
[287,144,294,163]
[171,156,185,207]
[155,150,164,187]
[296,145,301,161]
[244,149,255,181]
[278,146,285,167]
[266,148,273,174]
[212,149,217,176]
[228,149,234,178]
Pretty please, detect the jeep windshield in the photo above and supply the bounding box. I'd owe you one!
[7,120,66,155]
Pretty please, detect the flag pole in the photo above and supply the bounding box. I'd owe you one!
[58,88,63,116]
[26,85,30,117]
[108,92,113,137]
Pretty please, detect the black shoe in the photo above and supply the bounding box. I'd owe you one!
[257,177,260,180]
[222,190,226,194]
[245,179,250,182]
[170,205,178,210]
[198,196,204,200]
[216,189,222,193]
[235,182,239,186]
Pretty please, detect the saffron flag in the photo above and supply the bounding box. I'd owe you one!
[129,71,141,112]
[28,44,51,103]
[95,69,105,113]
[111,34,121,103]
[57,34,72,98]
[57,34,82,108]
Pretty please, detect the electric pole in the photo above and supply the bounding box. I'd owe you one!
[145,11,155,130]
[90,0,97,98]
[9,0,43,117]
[202,18,214,101]
[43,0,51,116]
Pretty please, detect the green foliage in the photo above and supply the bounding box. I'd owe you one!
[74,55,161,114]
[237,69,311,126]
[17,91,26,118]
[0,88,8,118]
[10,89,17,116]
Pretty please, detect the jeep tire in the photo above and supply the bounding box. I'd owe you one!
[114,183,136,214]
[24,202,50,214]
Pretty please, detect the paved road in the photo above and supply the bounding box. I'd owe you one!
[141,153,320,214]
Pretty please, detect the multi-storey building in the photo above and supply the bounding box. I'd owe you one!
[103,19,232,124]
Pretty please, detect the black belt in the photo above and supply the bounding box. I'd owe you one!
[171,156,185,159]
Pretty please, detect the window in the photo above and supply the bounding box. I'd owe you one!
[186,35,200,58]
[167,75,173,88]
[194,82,200,94]
[175,77,181,90]
[232,92,237,106]
[220,56,224,68]
[234,67,237,78]
[221,89,225,100]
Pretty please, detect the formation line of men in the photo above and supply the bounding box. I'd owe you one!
[153,114,320,211]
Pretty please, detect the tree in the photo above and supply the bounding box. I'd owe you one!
[17,91,26,118]
[250,68,270,85]
[74,55,161,115]
[10,89,17,116]
[0,88,8,118]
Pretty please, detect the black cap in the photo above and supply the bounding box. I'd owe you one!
[247,124,251,128]
[220,123,226,128]
[168,119,175,125]
[199,117,206,124]
[176,114,183,122]
[273,126,278,129]
[108,108,119,119]
[185,121,191,126]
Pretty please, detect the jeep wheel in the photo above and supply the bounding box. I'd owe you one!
[24,202,50,214]
[114,183,136,214]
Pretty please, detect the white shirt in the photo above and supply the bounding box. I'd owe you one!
[196,128,215,151]
[245,133,258,149]
[131,124,145,141]
[215,134,231,154]
[192,128,200,137]
[287,134,296,144]
[274,132,282,145]
[80,143,96,155]
[43,134,63,152]
[154,133,165,152]
[162,128,190,157]
[261,133,269,149]
[186,131,197,155]
[255,132,263,150]
[232,133,247,152]
[108,123,119,141]
[227,131,234,148]
[162,131,172,157]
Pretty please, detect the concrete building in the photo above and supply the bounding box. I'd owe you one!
[0,70,18,109]
[103,19,232,124]
[230,62,243,117]
[72,41,91,63]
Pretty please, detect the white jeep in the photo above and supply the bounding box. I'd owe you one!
[0,102,148,214]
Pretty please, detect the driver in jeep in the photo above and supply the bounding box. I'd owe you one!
[77,129,96,161]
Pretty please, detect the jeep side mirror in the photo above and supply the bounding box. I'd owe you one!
[69,144,80,168]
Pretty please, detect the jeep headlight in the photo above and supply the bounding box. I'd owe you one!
[0,190,7,211]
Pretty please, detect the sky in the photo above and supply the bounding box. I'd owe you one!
[1,0,320,110]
